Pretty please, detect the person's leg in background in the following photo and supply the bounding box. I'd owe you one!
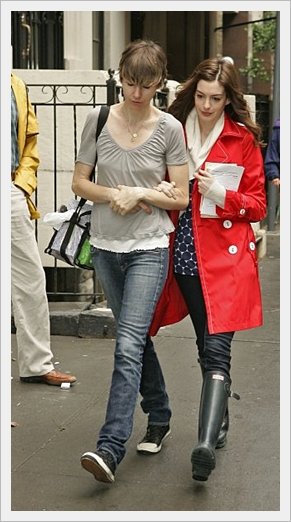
[11,183,76,385]
[11,183,53,378]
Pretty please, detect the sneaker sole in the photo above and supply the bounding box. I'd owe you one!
[80,452,115,483]
[137,428,171,454]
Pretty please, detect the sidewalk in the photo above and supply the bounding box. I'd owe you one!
[7,232,283,519]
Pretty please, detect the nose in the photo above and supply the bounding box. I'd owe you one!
[203,97,211,109]
[132,85,142,98]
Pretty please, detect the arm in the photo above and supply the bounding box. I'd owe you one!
[112,163,189,215]
[264,126,280,185]
[72,161,118,203]
[72,162,153,215]
[215,134,267,223]
[14,94,40,196]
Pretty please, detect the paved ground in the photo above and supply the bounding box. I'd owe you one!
[4,231,287,521]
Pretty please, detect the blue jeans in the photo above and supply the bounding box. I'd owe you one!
[91,247,172,464]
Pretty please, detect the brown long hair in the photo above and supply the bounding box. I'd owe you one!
[168,57,263,145]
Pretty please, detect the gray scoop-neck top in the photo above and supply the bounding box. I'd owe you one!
[76,106,187,242]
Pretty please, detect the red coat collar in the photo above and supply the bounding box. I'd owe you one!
[220,113,246,138]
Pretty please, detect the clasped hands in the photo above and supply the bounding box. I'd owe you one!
[151,169,226,208]
[109,185,151,216]
[109,170,225,216]
[108,179,182,216]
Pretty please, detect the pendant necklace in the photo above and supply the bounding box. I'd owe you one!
[127,122,140,142]
[124,107,148,142]
[128,128,138,142]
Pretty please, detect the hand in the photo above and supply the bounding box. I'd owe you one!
[194,169,226,208]
[153,180,177,199]
[194,169,216,196]
[137,202,153,214]
[128,202,153,215]
[271,178,280,187]
[109,185,145,215]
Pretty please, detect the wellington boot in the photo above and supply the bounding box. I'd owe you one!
[215,406,229,449]
[192,370,230,481]
[198,361,229,449]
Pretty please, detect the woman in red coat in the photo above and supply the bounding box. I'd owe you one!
[150,57,267,482]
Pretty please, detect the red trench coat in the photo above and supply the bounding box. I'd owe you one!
[150,114,267,336]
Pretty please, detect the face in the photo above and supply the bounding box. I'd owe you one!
[194,79,229,127]
[122,79,160,110]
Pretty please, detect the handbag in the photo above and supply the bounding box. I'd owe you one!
[44,105,110,270]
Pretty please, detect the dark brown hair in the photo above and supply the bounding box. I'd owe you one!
[119,39,167,88]
[168,57,262,145]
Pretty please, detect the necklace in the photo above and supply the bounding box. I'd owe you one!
[123,106,149,142]
[127,121,141,142]
[128,127,138,142]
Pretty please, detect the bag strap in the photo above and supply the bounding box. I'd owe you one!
[78,105,110,209]
[95,105,110,145]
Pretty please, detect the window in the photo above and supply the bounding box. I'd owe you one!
[11,11,64,69]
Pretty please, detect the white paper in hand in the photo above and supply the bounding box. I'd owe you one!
[200,162,244,217]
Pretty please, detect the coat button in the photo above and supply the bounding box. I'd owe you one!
[249,241,256,251]
[223,220,232,229]
[239,208,246,215]
[228,245,238,254]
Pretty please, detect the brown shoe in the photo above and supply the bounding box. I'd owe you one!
[20,369,77,386]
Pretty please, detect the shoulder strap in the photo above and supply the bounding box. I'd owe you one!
[96,105,110,142]
[78,105,110,209]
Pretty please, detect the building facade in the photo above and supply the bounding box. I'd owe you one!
[11,9,275,296]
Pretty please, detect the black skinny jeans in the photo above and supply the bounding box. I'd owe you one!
[175,274,234,378]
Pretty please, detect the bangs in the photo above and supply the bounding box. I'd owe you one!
[119,41,167,87]
[122,59,162,87]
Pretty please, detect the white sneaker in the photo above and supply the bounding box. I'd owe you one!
[137,424,171,454]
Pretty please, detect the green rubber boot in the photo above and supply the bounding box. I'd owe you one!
[198,361,229,449]
[192,371,231,481]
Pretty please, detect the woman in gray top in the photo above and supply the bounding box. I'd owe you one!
[72,39,188,484]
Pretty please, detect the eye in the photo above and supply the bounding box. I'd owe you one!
[213,97,222,102]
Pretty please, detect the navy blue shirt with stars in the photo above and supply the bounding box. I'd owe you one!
[174,179,199,276]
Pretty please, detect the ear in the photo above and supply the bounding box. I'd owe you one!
[225,98,231,106]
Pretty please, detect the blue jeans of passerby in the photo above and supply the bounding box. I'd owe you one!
[175,274,234,377]
[91,247,172,464]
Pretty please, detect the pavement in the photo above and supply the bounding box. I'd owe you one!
[5,230,286,520]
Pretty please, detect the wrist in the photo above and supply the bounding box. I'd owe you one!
[204,180,226,208]
[135,187,147,201]
[108,187,119,201]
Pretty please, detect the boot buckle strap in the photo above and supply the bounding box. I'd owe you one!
[229,390,240,400]
[225,382,240,400]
